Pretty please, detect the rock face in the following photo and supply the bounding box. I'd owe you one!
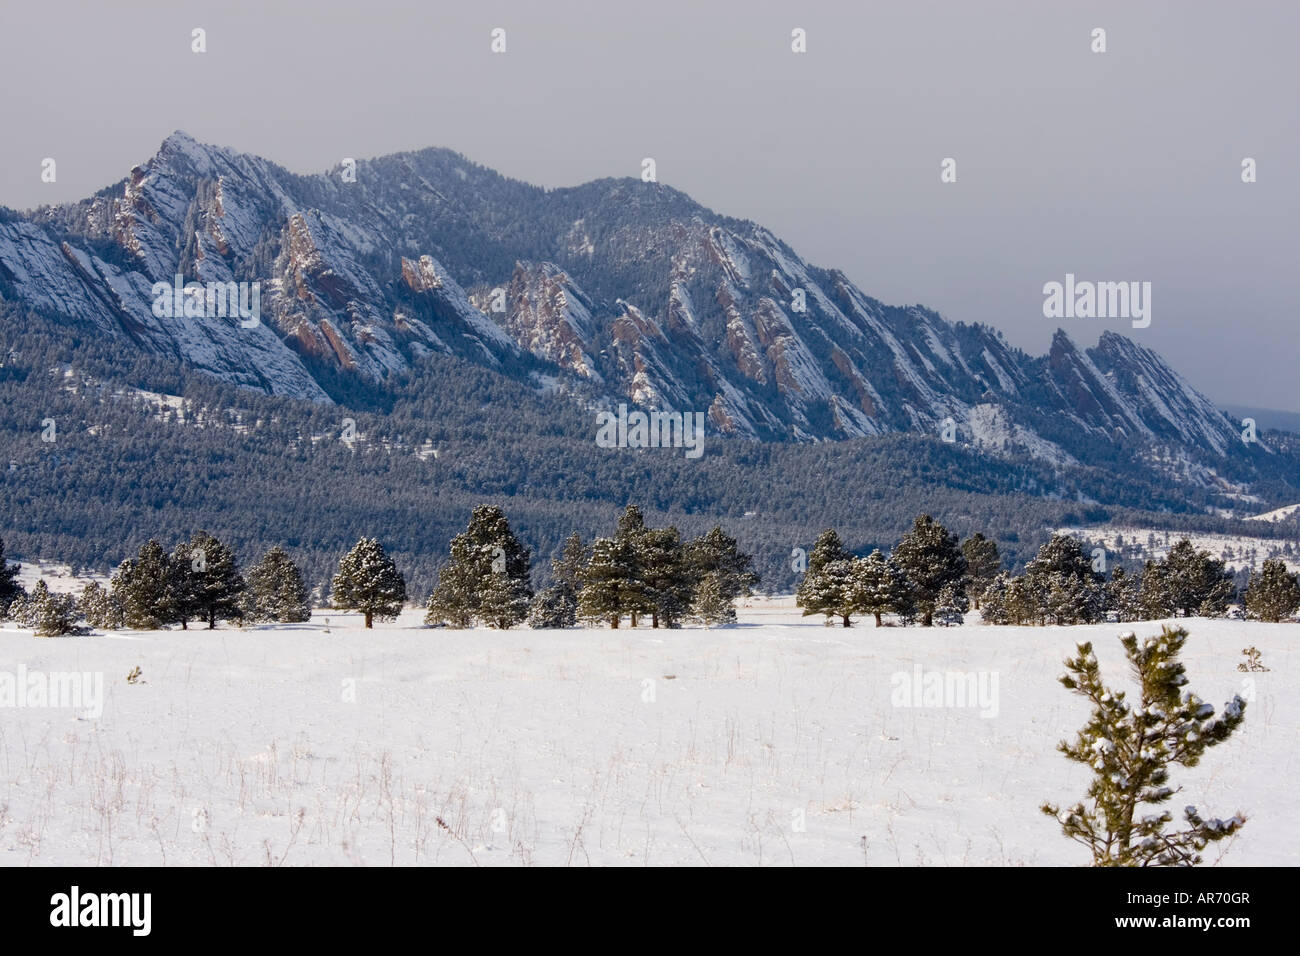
[0,131,1241,465]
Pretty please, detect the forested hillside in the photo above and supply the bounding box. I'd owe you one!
[4,305,1297,596]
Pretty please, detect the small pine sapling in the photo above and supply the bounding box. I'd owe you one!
[1042,626,1247,866]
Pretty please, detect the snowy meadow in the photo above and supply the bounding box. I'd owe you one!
[1,597,1293,867]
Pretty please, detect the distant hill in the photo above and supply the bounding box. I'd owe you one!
[1224,405,1300,435]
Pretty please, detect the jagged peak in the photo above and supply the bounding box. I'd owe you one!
[1093,329,1146,355]
[147,130,234,179]
[1048,328,1080,355]
[157,129,217,156]
[161,129,201,148]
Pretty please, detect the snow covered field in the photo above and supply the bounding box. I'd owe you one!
[1,598,1295,866]
[1058,527,1300,575]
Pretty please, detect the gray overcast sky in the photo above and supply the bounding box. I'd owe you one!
[2,0,1296,411]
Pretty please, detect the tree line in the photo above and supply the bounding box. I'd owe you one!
[0,533,310,636]
[4,508,1297,637]
[0,503,760,635]
[795,514,1300,627]
[422,504,758,630]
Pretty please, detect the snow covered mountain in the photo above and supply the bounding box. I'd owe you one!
[0,131,1246,465]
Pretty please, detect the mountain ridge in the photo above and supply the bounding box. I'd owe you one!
[0,131,1257,478]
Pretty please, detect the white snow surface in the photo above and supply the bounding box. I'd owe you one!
[1247,504,1300,524]
[14,562,109,594]
[1061,526,1300,574]
[966,403,1077,466]
[0,598,1292,866]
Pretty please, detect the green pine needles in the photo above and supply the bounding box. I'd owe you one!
[1042,626,1247,866]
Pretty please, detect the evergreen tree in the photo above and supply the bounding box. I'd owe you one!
[525,535,585,629]
[577,536,636,627]
[1043,627,1248,866]
[685,525,759,621]
[0,536,23,616]
[5,591,36,628]
[332,538,407,628]
[481,508,533,628]
[1162,539,1235,618]
[614,505,652,627]
[244,546,311,623]
[1137,559,1173,620]
[691,571,737,626]
[1025,534,1097,585]
[1044,571,1072,625]
[799,557,858,627]
[112,540,174,629]
[171,531,245,629]
[479,560,533,629]
[961,533,1000,610]
[1006,573,1045,626]
[168,538,202,629]
[551,532,588,595]
[616,504,646,542]
[571,505,695,629]
[30,580,83,637]
[426,505,532,628]
[425,546,478,628]
[852,550,910,627]
[891,515,967,626]
[805,528,853,574]
[1044,571,1103,626]
[987,538,1102,629]
[637,526,693,628]
[528,584,578,628]
[78,581,124,630]
[1244,558,1300,622]
[1018,536,1103,625]
[1105,566,1141,623]
[893,579,920,625]
[796,530,856,626]
[795,528,847,624]
[933,581,969,626]
[978,571,1014,625]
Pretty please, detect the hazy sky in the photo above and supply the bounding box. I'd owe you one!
[2,0,1297,411]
